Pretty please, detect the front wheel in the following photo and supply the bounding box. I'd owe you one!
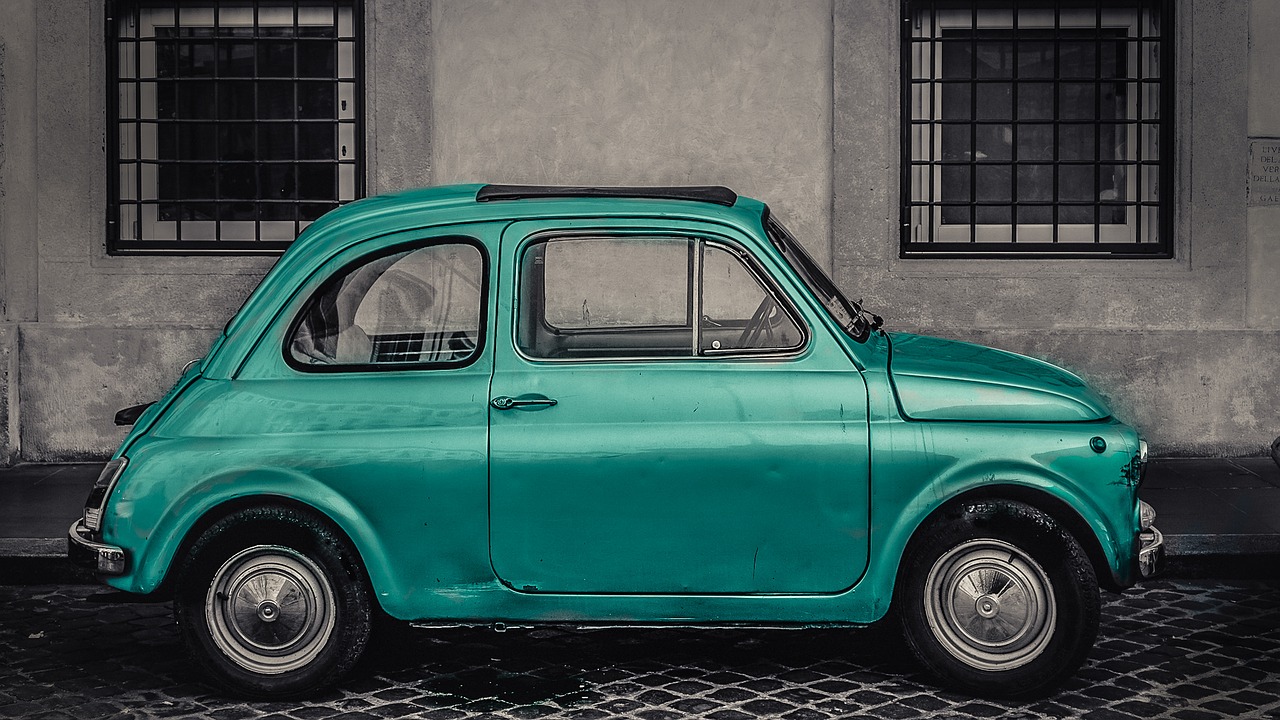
[897,499,1100,698]
[174,506,373,698]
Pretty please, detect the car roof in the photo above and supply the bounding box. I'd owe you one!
[295,183,768,260]
[212,183,771,362]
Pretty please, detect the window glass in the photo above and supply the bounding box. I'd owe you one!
[903,1,1170,256]
[542,237,689,329]
[518,236,804,360]
[111,1,360,252]
[700,244,803,353]
[290,243,483,367]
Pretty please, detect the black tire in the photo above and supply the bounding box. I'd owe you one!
[173,505,373,699]
[897,499,1100,699]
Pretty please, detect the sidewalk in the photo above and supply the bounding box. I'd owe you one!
[2,458,1278,561]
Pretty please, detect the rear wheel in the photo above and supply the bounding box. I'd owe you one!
[174,506,373,698]
[898,499,1099,698]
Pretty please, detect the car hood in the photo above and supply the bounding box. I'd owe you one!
[887,332,1110,422]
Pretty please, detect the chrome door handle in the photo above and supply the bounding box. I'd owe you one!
[490,395,558,410]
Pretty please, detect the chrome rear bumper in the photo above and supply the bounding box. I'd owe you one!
[67,520,128,576]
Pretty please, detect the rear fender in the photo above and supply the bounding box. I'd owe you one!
[104,466,401,607]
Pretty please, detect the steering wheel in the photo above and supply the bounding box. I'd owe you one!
[737,296,778,348]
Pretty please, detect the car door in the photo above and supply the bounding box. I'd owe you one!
[488,220,870,595]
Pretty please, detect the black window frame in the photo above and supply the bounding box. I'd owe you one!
[900,0,1174,259]
[106,0,365,255]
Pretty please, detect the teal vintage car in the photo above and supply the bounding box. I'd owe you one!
[70,184,1163,699]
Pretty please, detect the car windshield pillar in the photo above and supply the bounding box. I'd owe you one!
[763,210,869,342]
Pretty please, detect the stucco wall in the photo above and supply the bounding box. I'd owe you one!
[831,0,1277,455]
[0,0,434,461]
[430,0,834,264]
[0,0,1276,461]
[1248,2,1280,328]
[0,326,11,466]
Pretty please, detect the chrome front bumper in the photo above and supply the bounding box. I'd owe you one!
[67,520,128,575]
[1138,526,1164,578]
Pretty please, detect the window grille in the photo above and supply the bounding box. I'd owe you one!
[901,1,1172,257]
[108,0,362,253]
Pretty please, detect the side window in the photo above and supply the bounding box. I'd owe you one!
[700,243,803,354]
[289,241,484,368]
[543,237,690,330]
[517,236,804,360]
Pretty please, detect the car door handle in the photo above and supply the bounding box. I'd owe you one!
[490,395,558,410]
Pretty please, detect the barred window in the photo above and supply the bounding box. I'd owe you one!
[108,1,362,253]
[902,2,1172,257]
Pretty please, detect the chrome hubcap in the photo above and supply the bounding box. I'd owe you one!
[923,539,1056,671]
[205,545,336,675]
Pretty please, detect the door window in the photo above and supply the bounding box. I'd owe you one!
[517,235,804,360]
[288,241,485,368]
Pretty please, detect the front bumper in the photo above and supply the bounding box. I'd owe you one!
[67,520,128,575]
[1138,525,1164,578]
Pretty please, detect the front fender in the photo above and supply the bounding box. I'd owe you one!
[861,422,1139,616]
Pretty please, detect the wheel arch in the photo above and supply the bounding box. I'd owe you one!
[901,484,1123,594]
[133,490,400,612]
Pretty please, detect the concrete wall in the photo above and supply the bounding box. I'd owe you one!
[0,0,1276,460]
[431,0,833,263]
[831,0,1278,455]
[0,0,433,461]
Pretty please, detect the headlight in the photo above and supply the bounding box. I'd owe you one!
[1138,499,1156,530]
[83,458,128,532]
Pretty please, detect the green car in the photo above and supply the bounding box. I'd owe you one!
[69,184,1163,699]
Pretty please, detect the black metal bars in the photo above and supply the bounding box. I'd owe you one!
[900,0,1173,258]
[108,0,363,253]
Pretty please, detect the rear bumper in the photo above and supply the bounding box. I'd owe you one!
[67,520,128,576]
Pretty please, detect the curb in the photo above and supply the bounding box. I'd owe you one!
[0,538,66,558]
[1165,533,1280,556]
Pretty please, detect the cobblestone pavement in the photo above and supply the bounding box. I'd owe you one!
[0,579,1277,720]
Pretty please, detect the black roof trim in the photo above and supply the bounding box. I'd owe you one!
[476,184,738,207]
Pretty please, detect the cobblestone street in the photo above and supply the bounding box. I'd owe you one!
[0,578,1277,720]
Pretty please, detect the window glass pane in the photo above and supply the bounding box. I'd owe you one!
[1016,123,1053,160]
[259,39,295,77]
[1016,83,1054,120]
[297,81,335,118]
[1016,205,1053,225]
[1058,123,1095,161]
[903,3,1168,254]
[975,124,1012,161]
[1058,165,1095,202]
[1016,39,1055,78]
[940,165,971,210]
[297,38,338,77]
[518,237,693,360]
[976,83,1012,121]
[299,123,336,159]
[974,165,1011,202]
[112,1,359,252]
[940,124,969,160]
[216,124,254,161]
[545,237,688,329]
[700,245,803,354]
[218,41,256,77]
[1016,164,1054,202]
[941,82,972,121]
[290,243,484,366]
